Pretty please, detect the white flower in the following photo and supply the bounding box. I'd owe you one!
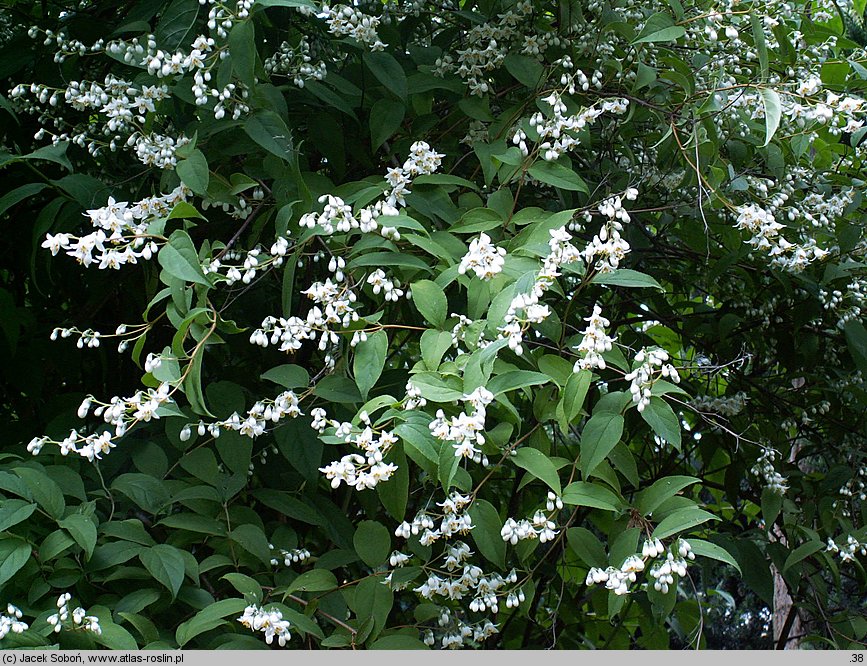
[458,233,507,280]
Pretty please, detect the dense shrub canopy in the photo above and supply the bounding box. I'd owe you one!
[0,0,865,650]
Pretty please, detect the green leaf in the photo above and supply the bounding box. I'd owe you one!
[759,88,781,146]
[353,520,391,568]
[411,280,447,327]
[221,573,263,602]
[640,397,682,450]
[158,513,227,536]
[561,481,622,512]
[228,20,256,86]
[176,598,249,647]
[261,364,310,389]
[844,320,867,375]
[487,370,550,396]
[511,447,561,495]
[503,54,545,88]
[13,467,65,519]
[420,329,452,370]
[566,527,608,568]
[783,540,825,572]
[438,438,460,491]
[0,539,31,586]
[395,422,439,470]
[761,486,783,527]
[269,607,320,640]
[39,530,75,561]
[347,252,432,272]
[750,14,769,80]
[140,544,186,599]
[369,635,428,649]
[468,499,506,568]
[527,161,588,192]
[652,506,719,539]
[0,183,48,219]
[633,12,686,43]
[92,616,139,650]
[450,207,503,234]
[560,369,591,426]
[155,0,199,51]
[176,149,209,195]
[370,99,405,150]
[363,52,407,100]
[351,577,393,641]
[167,201,207,221]
[284,569,338,596]
[409,372,464,402]
[230,524,273,566]
[0,500,37,532]
[244,111,294,161]
[635,476,699,516]
[59,514,97,560]
[580,411,625,477]
[255,0,317,8]
[158,230,211,287]
[592,269,663,289]
[353,329,388,401]
[688,539,742,573]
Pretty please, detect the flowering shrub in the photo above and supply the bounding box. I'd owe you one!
[0,0,865,650]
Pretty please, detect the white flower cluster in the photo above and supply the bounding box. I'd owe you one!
[28,383,174,461]
[367,268,405,302]
[390,493,521,647]
[428,387,494,462]
[237,605,291,647]
[501,492,563,544]
[250,279,358,361]
[819,278,867,330]
[838,465,867,504]
[27,26,104,63]
[203,0,255,39]
[323,4,387,50]
[394,492,475,547]
[204,234,295,287]
[421,608,498,649]
[41,186,188,271]
[433,0,548,96]
[624,347,681,412]
[458,233,507,280]
[318,410,399,490]
[180,390,303,442]
[264,38,328,88]
[751,448,788,495]
[146,30,251,121]
[573,304,615,372]
[49,326,104,350]
[648,539,695,594]
[402,380,428,410]
[586,538,694,596]
[300,142,442,239]
[414,543,519,615]
[734,204,828,273]
[521,94,628,162]
[690,392,749,417]
[47,593,101,636]
[0,604,28,640]
[9,75,186,166]
[826,535,867,564]
[582,189,638,273]
[269,545,311,568]
[500,227,583,355]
